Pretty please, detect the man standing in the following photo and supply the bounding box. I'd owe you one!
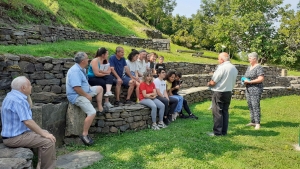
[136,49,147,77]
[66,52,104,145]
[109,46,136,106]
[1,76,56,168]
[207,52,238,136]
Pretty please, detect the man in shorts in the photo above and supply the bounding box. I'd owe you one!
[109,46,137,106]
[66,52,104,145]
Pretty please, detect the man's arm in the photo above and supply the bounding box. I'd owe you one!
[23,120,56,143]
[74,86,92,101]
[207,80,217,87]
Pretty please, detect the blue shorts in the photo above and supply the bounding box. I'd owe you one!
[113,76,131,87]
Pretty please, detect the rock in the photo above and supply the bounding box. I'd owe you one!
[65,103,86,136]
[120,124,129,131]
[30,71,45,80]
[0,78,12,90]
[56,151,103,169]
[19,54,38,63]
[110,126,118,133]
[64,62,74,69]
[44,63,54,70]
[19,61,35,73]
[4,53,20,61]
[36,79,61,85]
[38,56,53,63]
[51,85,62,94]
[31,92,67,103]
[34,63,44,71]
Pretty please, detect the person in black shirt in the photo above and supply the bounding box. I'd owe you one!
[155,56,166,73]
[171,72,198,119]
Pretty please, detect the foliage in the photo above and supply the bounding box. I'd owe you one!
[63,95,300,169]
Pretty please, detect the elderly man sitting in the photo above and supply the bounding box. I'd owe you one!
[1,76,56,169]
[66,52,104,145]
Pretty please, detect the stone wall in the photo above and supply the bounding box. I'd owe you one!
[0,25,170,51]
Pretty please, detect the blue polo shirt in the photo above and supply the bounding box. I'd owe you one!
[109,54,126,78]
[66,63,91,104]
[1,90,32,137]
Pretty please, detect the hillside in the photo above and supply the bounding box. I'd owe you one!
[0,0,152,38]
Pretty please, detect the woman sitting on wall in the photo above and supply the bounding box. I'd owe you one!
[139,71,167,130]
[87,47,114,109]
[165,70,184,121]
[125,49,141,103]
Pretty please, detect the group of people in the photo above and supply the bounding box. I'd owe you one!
[0,49,264,168]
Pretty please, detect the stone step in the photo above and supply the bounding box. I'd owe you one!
[56,150,103,169]
[177,86,300,104]
[179,74,292,89]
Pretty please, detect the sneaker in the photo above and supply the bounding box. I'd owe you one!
[136,98,140,103]
[246,123,256,127]
[157,122,167,128]
[114,101,122,107]
[188,114,198,120]
[80,135,94,146]
[179,114,189,119]
[104,91,114,97]
[104,102,114,108]
[255,124,260,130]
[124,100,134,105]
[151,124,160,130]
[96,110,105,116]
[163,118,170,125]
[167,114,172,122]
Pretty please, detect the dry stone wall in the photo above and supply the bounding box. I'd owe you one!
[0,25,170,51]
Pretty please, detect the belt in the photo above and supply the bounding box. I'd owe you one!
[2,131,28,139]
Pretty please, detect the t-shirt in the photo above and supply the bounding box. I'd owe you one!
[155,63,166,70]
[126,60,138,77]
[109,54,127,78]
[136,58,147,75]
[139,82,156,101]
[172,80,180,95]
[153,78,166,96]
[166,80,172,92]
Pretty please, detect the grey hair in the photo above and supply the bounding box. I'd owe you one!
[248,52,258,60]
[116,46,123,53]
[74,52,87,63]
[220,52,230,61]
[11,76,29,91]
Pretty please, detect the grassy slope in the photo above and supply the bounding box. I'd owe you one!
[63,95,300,169]
[2,0,150,38]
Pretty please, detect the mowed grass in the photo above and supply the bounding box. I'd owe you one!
[64,95,300,169]
[0,40,249,65]
[3,0,150,38]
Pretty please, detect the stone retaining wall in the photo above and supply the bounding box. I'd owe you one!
[0,25,170,51]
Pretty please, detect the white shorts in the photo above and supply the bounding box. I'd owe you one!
[74,86,98,116]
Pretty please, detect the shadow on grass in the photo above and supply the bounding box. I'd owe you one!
[232,129,280,136]
[87,117,260,169]
[232,105,249,110]
[263,121,300,128]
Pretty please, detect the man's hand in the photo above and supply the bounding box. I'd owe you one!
[117,78,123,84]
[43,133,56,143]
[85,94,92,101]
[175,85,180,89]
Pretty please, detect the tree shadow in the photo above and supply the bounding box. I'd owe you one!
[231,129,280,136]
[263,121,300,128]
[232,105,249,110]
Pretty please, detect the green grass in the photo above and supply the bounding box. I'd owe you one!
[63,95,300,169]
[0,40,249,65]
[2,0,150,38]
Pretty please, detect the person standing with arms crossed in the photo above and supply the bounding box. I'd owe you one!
[207,52,238,136]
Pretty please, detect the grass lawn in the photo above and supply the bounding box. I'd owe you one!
[63,95,300,169]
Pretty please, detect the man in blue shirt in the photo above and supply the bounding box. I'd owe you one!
[109,46,137,106]
[66,52,104,145]
[1,76,56,169]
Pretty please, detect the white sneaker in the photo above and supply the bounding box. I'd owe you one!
[151,124,160,130]
[104,102,114,108]
[157,122,167,128]
[104,91,114,97]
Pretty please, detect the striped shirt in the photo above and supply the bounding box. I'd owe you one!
[1,90,32,137]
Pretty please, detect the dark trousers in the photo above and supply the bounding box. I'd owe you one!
[174,93,192,115]
[88,75,114,91]
[212,91,232,135]
[156,96,178,116]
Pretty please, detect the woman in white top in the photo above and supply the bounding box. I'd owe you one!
[125,49,141,102]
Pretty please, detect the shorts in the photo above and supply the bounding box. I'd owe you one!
[113,76,131,87]
[74,86,98,116]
